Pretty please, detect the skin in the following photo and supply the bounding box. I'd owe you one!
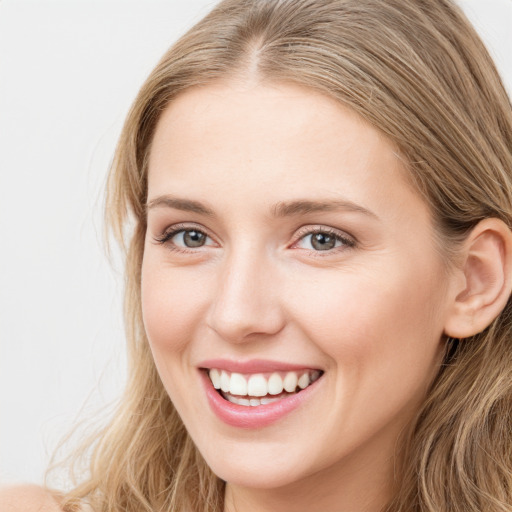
[142,81,459,512]
[0,485,61,511]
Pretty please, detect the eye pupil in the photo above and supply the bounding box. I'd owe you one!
[184,230,206,247]
[311,233,336,251]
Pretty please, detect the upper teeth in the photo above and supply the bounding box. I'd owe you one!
[208,369,321,397]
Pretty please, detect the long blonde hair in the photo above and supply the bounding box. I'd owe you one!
[52,1,512,510]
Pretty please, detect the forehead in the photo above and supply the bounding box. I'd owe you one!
[147,81,428,227]
[149,81,388,170]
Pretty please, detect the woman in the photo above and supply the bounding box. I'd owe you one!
[3,0,511,510]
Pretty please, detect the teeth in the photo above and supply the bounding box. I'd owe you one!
[210,368,221,389]
[283,372,298,392]
[268,373,283,395]
[298,373,309,389]
[220,371,230,393]
[208,368,322,398]
[229,373,248,396]
[260,396,281,405]
[247,374,267,397]
[223,393,289,406]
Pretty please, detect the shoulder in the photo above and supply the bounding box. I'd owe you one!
[0,484,63,512]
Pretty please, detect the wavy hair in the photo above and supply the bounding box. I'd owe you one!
[51,1,512,510]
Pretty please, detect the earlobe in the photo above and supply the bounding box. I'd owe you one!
[444,218,512,339]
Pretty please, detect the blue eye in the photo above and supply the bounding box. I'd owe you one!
[296,230,354,252]
[155,226,215,250]
[171,229,209,248]
[154,225,354,254]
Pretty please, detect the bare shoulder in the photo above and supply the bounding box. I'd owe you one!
[0,485,63,512]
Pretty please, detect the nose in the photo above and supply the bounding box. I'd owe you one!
[205,247,286,344]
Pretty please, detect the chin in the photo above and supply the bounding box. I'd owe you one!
[201,448,309,489]
[214,465,303,490]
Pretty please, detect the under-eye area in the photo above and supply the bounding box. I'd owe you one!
[203,369,324,407]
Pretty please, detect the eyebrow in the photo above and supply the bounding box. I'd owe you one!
[146,194,378,220]
[146,195,215,216]
[270,199,378,219]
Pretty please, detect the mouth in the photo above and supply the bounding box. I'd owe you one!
[203,367,324,407]
[198,359,325,428]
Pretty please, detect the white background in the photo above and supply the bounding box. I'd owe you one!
[0,0,511,487]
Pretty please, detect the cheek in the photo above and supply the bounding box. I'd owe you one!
[285,260,446,380]
[287,263,447,447]
[141,254,208,356]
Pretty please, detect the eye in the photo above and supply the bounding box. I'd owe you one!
[154,225,215,251]
[294,228,355,252]
[172,229,209,248]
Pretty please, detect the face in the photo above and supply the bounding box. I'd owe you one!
[142,81,453,496]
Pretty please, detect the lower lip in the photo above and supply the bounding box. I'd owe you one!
[200,370,322,429]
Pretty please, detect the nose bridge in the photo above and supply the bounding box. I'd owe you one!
[206,243,285,343]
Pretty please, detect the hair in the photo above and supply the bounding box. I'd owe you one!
[49,0,512,511]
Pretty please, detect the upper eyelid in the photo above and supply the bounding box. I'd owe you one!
[292,225,356,243]
[160,223,211,237]
[157,223,352,237]
[153,223,215,245]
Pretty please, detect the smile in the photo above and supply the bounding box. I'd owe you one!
[199,362,324,428]
[208,369,322,406]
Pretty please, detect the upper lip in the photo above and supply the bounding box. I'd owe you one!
[197,358,322,373]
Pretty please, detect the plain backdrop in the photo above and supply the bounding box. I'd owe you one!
[1,0,511,487]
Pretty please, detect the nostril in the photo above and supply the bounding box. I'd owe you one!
[205,274,286,343]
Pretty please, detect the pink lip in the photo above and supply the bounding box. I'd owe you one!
[199,369,323,429]
[198,358,320,373]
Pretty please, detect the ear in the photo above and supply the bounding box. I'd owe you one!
[444,218,512,339]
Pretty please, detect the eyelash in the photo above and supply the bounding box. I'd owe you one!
[292,226,356,256]
[153,223,211,254]
[153,223,356,256]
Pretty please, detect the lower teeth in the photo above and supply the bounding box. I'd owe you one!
[221,391,296,407]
